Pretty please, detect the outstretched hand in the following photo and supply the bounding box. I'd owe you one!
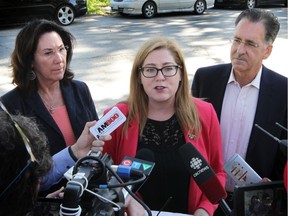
[90,134,112,152]
[70,121,96,159]
[46,187,64,199]
[70,121,112,159]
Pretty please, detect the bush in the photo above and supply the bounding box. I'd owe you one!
[87,0,110,15]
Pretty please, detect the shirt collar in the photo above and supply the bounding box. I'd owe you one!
[228,66,262,89]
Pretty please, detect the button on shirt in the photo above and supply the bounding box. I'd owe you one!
[220,68,261,192]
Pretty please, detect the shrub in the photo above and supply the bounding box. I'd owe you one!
[87,0,110,15]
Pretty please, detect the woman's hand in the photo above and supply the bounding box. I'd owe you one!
[125,196,146,216]
[70,121,111,159]
[70,121,96,159]
[91,134,112,152]
[46,187,65,199]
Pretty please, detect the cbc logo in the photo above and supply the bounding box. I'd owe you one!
[190,157,202,170]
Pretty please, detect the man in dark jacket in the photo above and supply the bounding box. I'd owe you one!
[192,8,287,215]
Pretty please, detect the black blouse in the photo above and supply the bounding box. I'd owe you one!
[137,114,190,213]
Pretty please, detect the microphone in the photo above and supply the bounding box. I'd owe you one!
[178,143,227,204]
[276,122,288,132]
[255,123,287,157]
[118,149,155,197]
[111,165,144,179]
[100,149,155,216]
[255,123,288,192]
[121,148,155,178]
[178,143,231,216]
[135,148,155,162]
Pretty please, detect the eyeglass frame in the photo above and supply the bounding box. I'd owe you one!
[34,45,69,59]
[230,38,260,49]
[138,65,182,78]
[0,101,38,198]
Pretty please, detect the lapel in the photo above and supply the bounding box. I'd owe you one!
[212,65,231,119]
[115,103,139,163]
[25,82,80,137]
[62,83,76,121]
[248,67,274,148]
[253,68,272,124]
[61,82,81,137]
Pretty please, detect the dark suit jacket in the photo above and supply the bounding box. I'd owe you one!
[1,80,98,155]
[191,63,287,180]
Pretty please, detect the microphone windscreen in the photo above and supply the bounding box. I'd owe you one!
[179,143,227,204]
[200,175,227,204]
[121,149,155,177]
[136,148,155,162]
[121,149,156,194]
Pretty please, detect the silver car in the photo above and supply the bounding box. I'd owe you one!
[110,0,214,18]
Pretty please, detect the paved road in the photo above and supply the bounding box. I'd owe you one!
[0,8,287,114]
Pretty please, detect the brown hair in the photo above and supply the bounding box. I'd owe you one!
[123,36,200,136]
[10,19,75,91]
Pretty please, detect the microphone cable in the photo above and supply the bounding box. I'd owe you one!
[156,196,173,216]
[99,172,146,189]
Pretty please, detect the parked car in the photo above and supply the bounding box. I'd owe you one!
[0,0,87,26]
[110,0,214,18]
[214,0,287,9]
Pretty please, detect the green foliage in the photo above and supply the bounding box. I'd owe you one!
[87,0,110,15]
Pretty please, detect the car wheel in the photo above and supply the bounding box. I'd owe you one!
[142,1,157,18]
[246,0,256,9]
[56,4,75,26]
[194,0,206,15]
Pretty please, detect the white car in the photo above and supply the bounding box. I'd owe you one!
[110,0,214,18]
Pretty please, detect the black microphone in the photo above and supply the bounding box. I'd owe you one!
[178,143,227,203]
[136,148,155,162]
[178,143,231,215]
[255,123,288,192]
[119,148,155,196]
[255,124,287,157]
[275,122,288,132]
[121,148,155,178]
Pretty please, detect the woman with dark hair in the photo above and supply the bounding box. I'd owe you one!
[0,19,99,193]
[1,19,98,155]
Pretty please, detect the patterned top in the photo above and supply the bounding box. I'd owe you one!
[138,114,190,213]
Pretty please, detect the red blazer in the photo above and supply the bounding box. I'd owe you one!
[103,98,226,215]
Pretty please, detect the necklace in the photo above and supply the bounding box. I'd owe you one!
[42,99,55,114]
[39,90,57,114]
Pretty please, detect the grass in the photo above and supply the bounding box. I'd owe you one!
[87,0,110,15]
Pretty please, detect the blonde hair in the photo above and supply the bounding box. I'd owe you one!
[123,37,201,136]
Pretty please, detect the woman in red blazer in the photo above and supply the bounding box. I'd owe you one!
[98,37,226,216]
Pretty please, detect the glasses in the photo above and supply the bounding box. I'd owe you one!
[230,38,259,49]
[139,65,181,78]
[0,101,38,198]
[35,45,69,59]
